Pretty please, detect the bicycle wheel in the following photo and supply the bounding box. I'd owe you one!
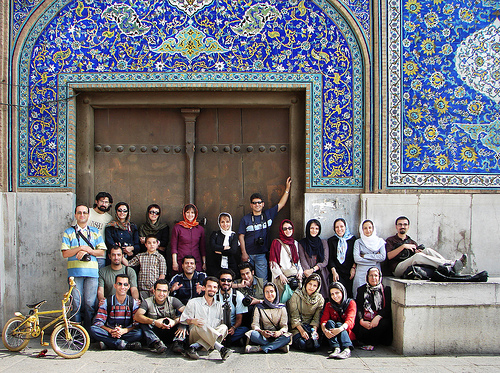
[50,323,90,359]
[2,316,30,352]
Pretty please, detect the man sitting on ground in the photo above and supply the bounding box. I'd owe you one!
[180,276,232,361]
[386,216,467,278]
[216,269,249,346]
[91,274,142,350]
[134,279,186,354]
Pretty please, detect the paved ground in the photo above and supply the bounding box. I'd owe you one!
[1,340,499,373]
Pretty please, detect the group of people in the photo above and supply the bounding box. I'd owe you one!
[61,181,467,360]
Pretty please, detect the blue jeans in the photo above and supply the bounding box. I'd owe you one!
[140,323,184,346]
[325,320,353,349]
[249,254,268,280]
[249,330,290,353]
[71,276,98,331]
[230,326,249,343]
[90,325,143,349]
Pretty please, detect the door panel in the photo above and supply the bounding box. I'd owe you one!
[93,105,291,256]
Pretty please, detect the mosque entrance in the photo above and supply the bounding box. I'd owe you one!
[76,90,305,246]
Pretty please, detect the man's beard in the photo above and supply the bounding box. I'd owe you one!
[399,228,406,234]
[98,205,111,212]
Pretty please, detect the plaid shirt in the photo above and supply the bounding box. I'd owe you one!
[128,251,167,291]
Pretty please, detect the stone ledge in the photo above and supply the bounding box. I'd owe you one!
[385,277,500,355]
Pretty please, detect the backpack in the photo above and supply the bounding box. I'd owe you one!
[402,264,436,280]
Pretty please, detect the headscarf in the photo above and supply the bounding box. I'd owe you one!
[257,282,285,309]
[328,281,352,316]
[299,219,324,263]
[269,219,299,264]
[362,267,385,318]
[139,204,168,237]
[297,273,322,305]
[218,212,234,247]
[107,202,132,231]
[176,204,199,229]
[333,218,354,264]
[359,219,385,253]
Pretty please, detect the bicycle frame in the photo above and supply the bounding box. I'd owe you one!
[12,277,77,346]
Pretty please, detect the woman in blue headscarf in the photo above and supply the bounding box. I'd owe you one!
[327,218,357,298]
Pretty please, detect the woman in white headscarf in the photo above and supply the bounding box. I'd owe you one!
[352,220,386,298]
[207,212,239,276]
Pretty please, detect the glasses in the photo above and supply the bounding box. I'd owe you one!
[117,282,129,287]
[76,211,89,215]
[397,223,409,227]
[251,201,263,205]
[220,278,233,283]
[283,227,293,231]
[149,211,160,215]
[117,209,128,213]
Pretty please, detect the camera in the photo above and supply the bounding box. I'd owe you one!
[287,276,299,291]
[256,237,265,246]
[80,253,91,261]
[242,295,253,307]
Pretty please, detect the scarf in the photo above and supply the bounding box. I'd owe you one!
[299,219,324,263]
[140,210,168,237]
[257,282,285,309]
[107,202,131,231]
[334,218,354,264]
[328,281,352,316]
[176,204,199,229]
[296,273,322,305]
[359,220,385,253]
[269,219,299,264]
[363,267,385,318]
[218,212,234,246]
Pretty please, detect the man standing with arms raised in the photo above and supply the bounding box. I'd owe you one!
[238,177,292,279]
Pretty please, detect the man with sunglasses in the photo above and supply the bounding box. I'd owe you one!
[91,274,143,350]
[238,177,292,279]
[216,269,249,346]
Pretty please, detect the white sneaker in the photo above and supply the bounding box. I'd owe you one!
[245,345,261,353]
[328,347,341,358]
[336,348,351,359]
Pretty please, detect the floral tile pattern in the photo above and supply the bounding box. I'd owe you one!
[14,0,366,188]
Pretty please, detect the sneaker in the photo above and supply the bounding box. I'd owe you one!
[453,255,466,274]
[328,347,341,358]
[152,340,167,354]
[220,346,233,361]
[171,340,184,354]
[336,348,351,359]
[245,345,261,353]
[279,345,289,353]
[125,341,142,351]
[99,341,108,350]
[184,346,199,360]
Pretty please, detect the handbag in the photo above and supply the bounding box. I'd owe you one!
[280,284,294,303]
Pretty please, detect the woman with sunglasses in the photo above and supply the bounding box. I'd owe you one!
[105,202,140,263]
[139,204,169,258]
[269,219,303,298]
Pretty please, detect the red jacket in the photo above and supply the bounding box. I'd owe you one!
[321,299,356,340]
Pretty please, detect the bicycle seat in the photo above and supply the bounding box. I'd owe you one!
[27,300,46,309]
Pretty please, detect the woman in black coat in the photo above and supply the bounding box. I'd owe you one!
[207,212,239,276]
[327,218,357,298]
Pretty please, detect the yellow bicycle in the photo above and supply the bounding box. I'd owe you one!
[2,277,90,358]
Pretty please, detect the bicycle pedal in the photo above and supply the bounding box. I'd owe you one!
[41,342,49,346]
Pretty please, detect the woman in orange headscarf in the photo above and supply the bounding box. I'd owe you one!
[170,204,206,274]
